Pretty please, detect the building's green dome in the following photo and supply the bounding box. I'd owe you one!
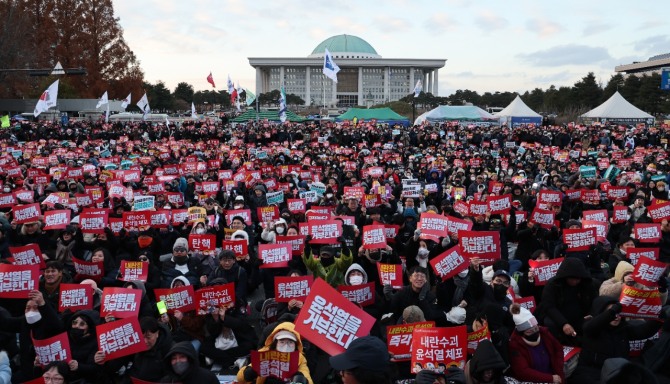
[309,34,380,58]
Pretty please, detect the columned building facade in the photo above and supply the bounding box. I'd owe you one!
[249,35,446,107]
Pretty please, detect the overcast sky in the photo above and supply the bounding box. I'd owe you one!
[114,0,668,97]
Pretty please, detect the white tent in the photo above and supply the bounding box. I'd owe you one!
[494,95,542,126]
[581,91,654,124]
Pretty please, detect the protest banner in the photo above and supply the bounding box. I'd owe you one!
[401,184,422,199]
[258,244,292,268]
[79,211,108,234]
[528,258,564,286]
[122,211,151,230]
[305,210,331,221]
[33,332,71,367]
[275,235,305,256]
[265,191,284,205]
[195,282,236,314]
[258,205,280,223]
[607,186,628,201]
[467,325,491,354]
[287,199,306,213]
[619,285,662,318]
[628,248,659,266]
[250,350,299,380]
[187,206,207,224]
[581,189,600,205]
[386,321,435,362]
[582,209,608,222]
[563,346,581,363]
[582,220,607,242]
[629,331,660,358]
[9,243,45,268]
[274,275,314,303]
[459,231,501,265]
[579,165,597,179]
[384,224,400,243]
[307,220,342,244]
[58,283,93,312]
[225,209,252,226]
[188,234,216,252]
[72,258,104,280]
[430,245,468,281]
[563,228,597,252]
[43,210,71,230]
[299,190,318,203]
[377,263,403,289]
[150,210,171,228]
[411,326,467,372]
[419,212,448,240]
[487,194,512,214]
[294,278,375,356]
[0,193,17,208]
[338,282,375,307]
[170,209,188,225]
[154,285,196,313]
[133,195,155,211]
[344,187,365,200]
[445,215,473,237]
[537,190,562,207]
[468,201,488,216]
[362,225,387,250]
[222,239,249,260]
[97,317,148,361]
[632,257,667,287]
[12,203,41,224]
[648,201,670,222]
[612,206,629,224]
[0,264,39,298]
[118,260,149,282]
[101,287,142,319]
[529,208,555,229]
[517,296,536,313]
[634,224,662,243]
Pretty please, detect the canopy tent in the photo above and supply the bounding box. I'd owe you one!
[581,91,654,125]
[414,105,499,125]
[230,109,306,123]
[494,95,542,126]
[336,107,409,126]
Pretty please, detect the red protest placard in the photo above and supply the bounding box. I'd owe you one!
[467,325,492,355]
[384,224,400,243]
[274,275,314,303]
[150,210,171,228]
[529,208,555,229]
[632,257,668,287]
[118,261,149,282]
[430,245,468,281]
[528,258,564,286]
[419,212,448,239]
[188,234,216,252]
[517,296,537,313]
[79,211,108,234]
[73,258,104,280]
[619,285,663,318]
[537,190,562,207]
[257,206,280,223]
[362,225,387,250]
[12,203,41,224]
[33,332,71,367]
[195,283,236,314]
[468,201,488,216]
[0,193,17,208]
[634,224,662,243]
[97,317,148,361]
[581,189,600,205]
[258,243,292,268]
[250,350,299,380]
[225,209,252,226]
[459,231,501,265]
[9,243,45,268]
[287,199,307,213]
[628,248,660,266]
[307,220,342,244]
[377,263,403,289]
[563,228,597,251]
[445,215,473,237]
[582,209,608,222]
[222,239,249,260]
[387,321,435,362]
[43,210,71,230]
[122,211,151,230]
[58,283,93,312]
[0,264,39,298]
[276,235,306,256]
[411,326,467,371]
[101,287,142,319]
[607,186,628,201]
[343,186,365,200]
[488,194,512,214]
[154,285,196,313]
[338,282,375,307]
[612,206,629,224]
[294,278,376,356]
[305,210,331,221]
[648,201,670,223]
[582,220,607,242]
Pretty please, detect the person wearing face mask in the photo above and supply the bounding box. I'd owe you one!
[260,218,288,244]
[508,304,565,384]
[238,322,312,384]
[599,260,669,303]
[65,310,104,384]
[161,238,205,288]
[161,341,219,383]
[302,235,353,287]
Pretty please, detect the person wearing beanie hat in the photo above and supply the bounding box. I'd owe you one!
[160,238,205,288]
[508,303,565,383]
[600,260,668,303]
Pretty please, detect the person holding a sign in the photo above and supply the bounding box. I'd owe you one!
[39,260,73,309]
[161,238,205,288]
[206,250,249,313]
[161,341,220,383]
[302,235,353,287]
[66,310,103,383]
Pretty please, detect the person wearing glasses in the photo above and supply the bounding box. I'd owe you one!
[42,361,70,383]
[387,266,440,324]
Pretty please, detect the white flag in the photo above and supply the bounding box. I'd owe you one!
[34,80,59,117]
[121,93,132,109]
[96,91,109,109]
[191,102,198,120]
[322,48,340,83]
[235,83,241,112]
[413,80,423,98]
[136,93,150,119]
[227,75,234,94]
[279,85,287,123]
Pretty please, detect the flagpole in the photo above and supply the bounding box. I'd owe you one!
[322,75,326,117]
[256,96,259,124]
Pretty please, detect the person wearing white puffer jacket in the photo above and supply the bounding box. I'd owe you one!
[260,218,288,244]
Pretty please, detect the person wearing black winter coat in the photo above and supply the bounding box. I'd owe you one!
[67,310,106,384]
[161,341,219,383]
[464,339,507,384]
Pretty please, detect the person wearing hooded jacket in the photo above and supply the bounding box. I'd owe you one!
[66,310,106,384]
[237,322,312,384]
[161,238,205,288]
[464,339,507,384]
[161,341,219,383]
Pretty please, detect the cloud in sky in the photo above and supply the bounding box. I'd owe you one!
[517,45,612,67]
[582,21,613,37]
[475,10,509,31]
[633,35,670,58]
[525,18,564,38]
[424,13,460,33]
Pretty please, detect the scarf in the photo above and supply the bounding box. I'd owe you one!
[55,238,76,265]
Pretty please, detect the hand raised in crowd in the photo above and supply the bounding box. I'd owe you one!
[28,290,45,306]
[562,323,576,337]
[93,351,106,365]
[470,257,481,271]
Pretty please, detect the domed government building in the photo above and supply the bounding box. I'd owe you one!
[248,34,446,107]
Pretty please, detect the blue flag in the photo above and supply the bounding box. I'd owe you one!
[322,48,340,83]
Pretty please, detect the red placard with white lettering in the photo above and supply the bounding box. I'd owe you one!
[607,186,628,201]
[338,282,375,307]
[122,211,151,230]
[537,190,562,207]
[97,317,148,361]
[619,285,662,318]
[632,257,667,287]
[150,210,171,228]
[250,350,299,380]
[79,211,108,234]
[517,296,536,313]
[469,201,488,216]
[387,321,435,362]
[467,325,492,355]
[43,210,71,230]
[582,220,607,242]
[528,258,564,286]
[195,283,236,314]
[294,278,376,356]
[529,208,555,229]
[188,234,216,252]
[411,326,467,371]
[101,287,142,319]
[307,220,342,244]
[445,215,473,237]
[222,239,249,260]
[33,332,71,367]
[258,206,280,223]
[58,283,93,312]
[563,228,597,251]
[419,212,448,240]
[582,209,608,222]
[612,206,630,224]
[287,199,307,214]
[648,201,670,223]
[488,194,511,214]
[0,192,17,208]
[118,261,149,282]
[362,225,387,250]
[377,263,403,289]
[459,231,501,265]
[225,209,252,226]
[384,224,400,243]
[628,248,660,266]
[9,243,45,268]
[73,258,104,280]
[258,243,292,268]
[0,264,39,298]
[430,245,468,281]
[634,224,662,243]
[274,275,314,302]
[154,285,196,313]
[276,235,306,256]
[170,209,188,224]
[12,203,41,224]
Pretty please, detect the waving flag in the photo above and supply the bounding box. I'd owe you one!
[207,72,216,88]
[227,75,234,94]
[96,91,109,108]
[191,102,198,119]
[413,79,423,98]
[279,85,287,123]
[322,48,340,83]
[245,89,256,106]
[136,93,150,119]
[34,80,59,117]
[121,93,132,109]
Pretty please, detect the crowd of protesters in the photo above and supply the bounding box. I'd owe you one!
[0,116,670,384]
